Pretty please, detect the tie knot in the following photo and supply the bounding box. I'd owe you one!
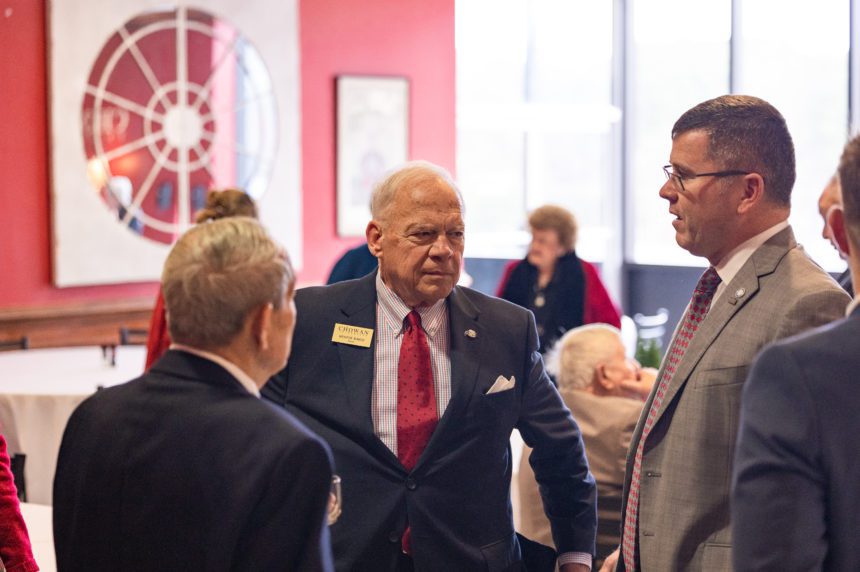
[696,267,722,295]
[405,310,422,331]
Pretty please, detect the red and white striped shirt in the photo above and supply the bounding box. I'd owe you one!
[372,273,451,455]
[371,275,591,569]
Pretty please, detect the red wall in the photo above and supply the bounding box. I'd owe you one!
[0,0,455,309]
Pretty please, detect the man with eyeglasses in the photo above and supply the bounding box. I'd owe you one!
[602,95,849,571]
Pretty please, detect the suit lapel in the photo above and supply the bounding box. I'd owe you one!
[333,274,398,464]
[651,227,796,425]
[413,286,482,471]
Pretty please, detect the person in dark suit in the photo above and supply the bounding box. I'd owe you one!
[326,243,379,284]
[731,132,860,571]
[53,218,335,572]
[263,161,597,571]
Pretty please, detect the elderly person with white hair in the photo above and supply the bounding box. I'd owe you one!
[518,324,655,566]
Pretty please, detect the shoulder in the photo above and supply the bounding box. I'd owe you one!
[259,400,332,452]
[455,285,533,319]
[779,245,843,285]
[297,273,375,307]
[765,245,850,313]
[762,312,858,362]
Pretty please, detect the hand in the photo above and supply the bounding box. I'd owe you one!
[620,366,658,401]
[599,548,620,572]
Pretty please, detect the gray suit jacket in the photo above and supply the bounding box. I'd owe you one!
[618,227,850,571]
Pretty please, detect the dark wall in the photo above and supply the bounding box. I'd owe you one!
[623,263,705,347]
[464,258,511,296]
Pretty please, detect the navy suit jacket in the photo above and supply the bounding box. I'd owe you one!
[54,350,334,572]
[732,306,860,571]
[263,272,596,571]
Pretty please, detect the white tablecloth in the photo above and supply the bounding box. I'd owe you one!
[18,502,55,572]
[0,346,146,504]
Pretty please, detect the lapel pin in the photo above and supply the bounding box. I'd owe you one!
[735,287,746,297]
[464,329,477,339]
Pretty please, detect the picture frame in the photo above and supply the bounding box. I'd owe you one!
[336,75,409,237]
[47,0,301,286]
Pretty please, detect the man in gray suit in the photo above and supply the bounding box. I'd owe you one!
[731,133,860,571]
[602,95,850,571]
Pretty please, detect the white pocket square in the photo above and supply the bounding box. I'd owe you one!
[486,375,516,394]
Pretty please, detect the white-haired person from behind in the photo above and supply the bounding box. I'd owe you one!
[518,324,655,567]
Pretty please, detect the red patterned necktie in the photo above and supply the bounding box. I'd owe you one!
[621,267,721,571]
[397,310,438,555]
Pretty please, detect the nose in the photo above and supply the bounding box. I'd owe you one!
[429,235,454,258]
[659,178,677,202]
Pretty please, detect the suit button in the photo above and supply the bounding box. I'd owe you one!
[388,531,400,543]
[405,477,417,490]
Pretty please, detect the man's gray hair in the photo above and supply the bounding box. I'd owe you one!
[369,160,464,223]
[546,324,624,391]
[672,94,795,206]
[162,217,294,349]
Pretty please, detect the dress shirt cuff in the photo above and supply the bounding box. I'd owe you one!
[558,551,592,570]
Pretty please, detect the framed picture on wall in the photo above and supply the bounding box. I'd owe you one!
[48,0,302,286]
[336,75,409,237]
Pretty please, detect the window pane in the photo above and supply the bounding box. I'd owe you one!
[456,0,616,263]
[627,0,731,265]
[735,0,849,272]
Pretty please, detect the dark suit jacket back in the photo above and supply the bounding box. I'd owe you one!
[732,308,860,571]
[53,350,334,572]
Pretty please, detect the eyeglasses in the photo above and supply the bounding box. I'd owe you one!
[662,164,751,193]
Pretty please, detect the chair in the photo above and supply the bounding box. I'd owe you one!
[119,327,149,346]
[595,491,623,568]
[0,336,29,351]
[633,308,669,369]
[9,453,26,503]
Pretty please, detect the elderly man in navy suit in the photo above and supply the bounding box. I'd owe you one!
[263,161,596,571]
[731,134,860,570]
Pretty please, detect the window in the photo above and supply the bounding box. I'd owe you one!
[457,0,855,279]
[626,0,731,265]
[734,0,849,271]
[456,0,618,264]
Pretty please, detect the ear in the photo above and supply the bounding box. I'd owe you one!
[736,173,766,214]
[366,220,383,259]
[594,364,614,390]
[251,303,275,350]
[828,206,851,257]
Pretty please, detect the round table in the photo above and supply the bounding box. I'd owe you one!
[0,346,146,505]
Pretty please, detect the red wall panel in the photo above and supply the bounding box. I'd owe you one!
[0,0,454,308]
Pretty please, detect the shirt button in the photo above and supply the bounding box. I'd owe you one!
[388,531,400,543]
[406,477,417,491]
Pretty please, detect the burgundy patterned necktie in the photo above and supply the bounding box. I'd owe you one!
[397,310,438,555]
[621,267,721,571]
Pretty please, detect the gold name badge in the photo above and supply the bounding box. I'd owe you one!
[331,323,374,348]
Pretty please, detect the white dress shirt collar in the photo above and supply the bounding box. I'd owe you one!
[712,220,789,302]
[169,344,260,397]
[375,272,447,338]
